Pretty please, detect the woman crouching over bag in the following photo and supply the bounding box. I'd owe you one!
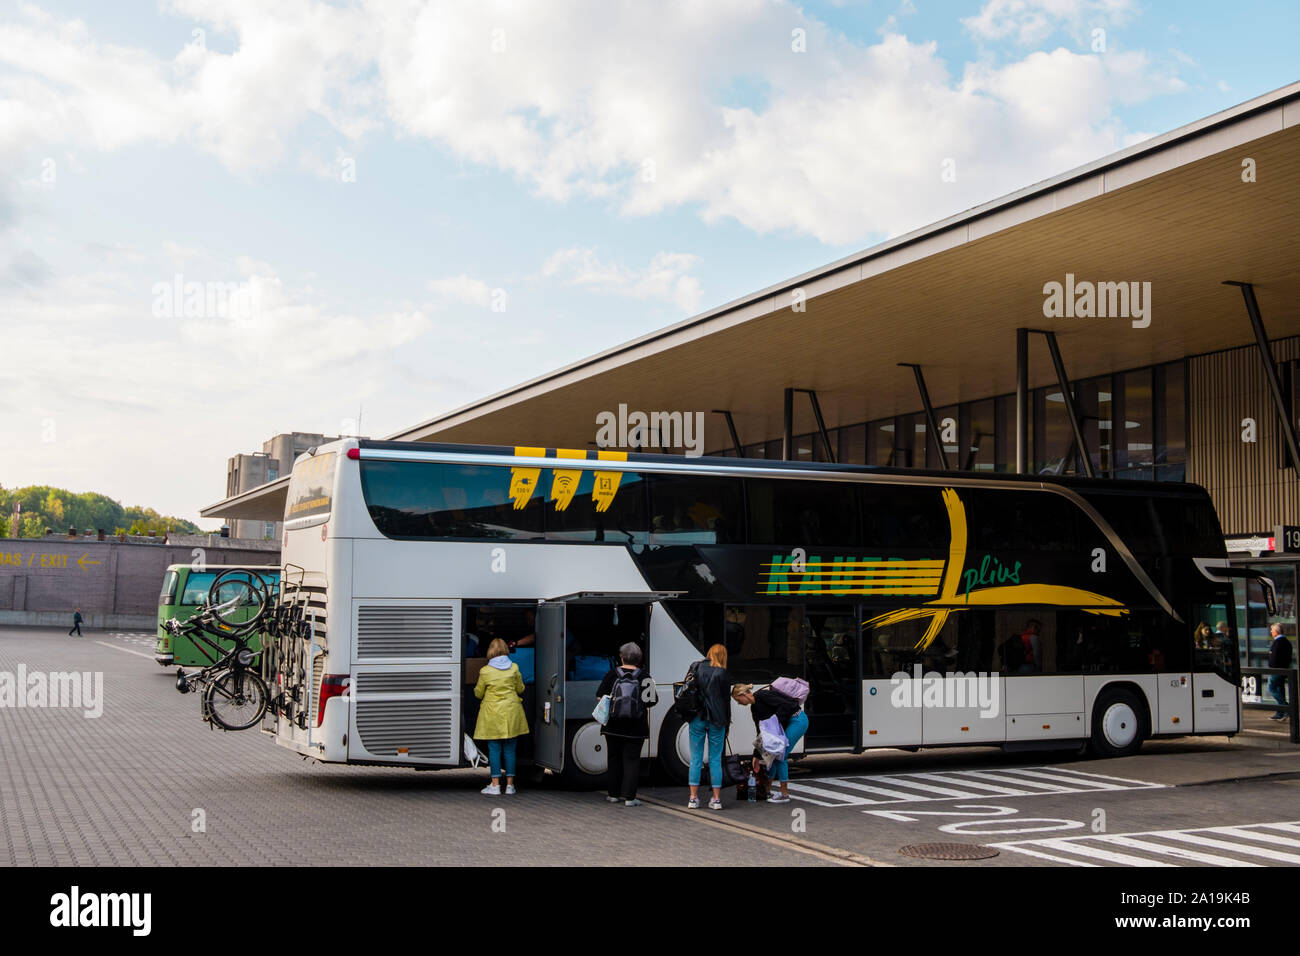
[731,678,809,804]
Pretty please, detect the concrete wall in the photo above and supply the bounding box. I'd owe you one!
[0,537,280,630]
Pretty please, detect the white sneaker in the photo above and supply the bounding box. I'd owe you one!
[624,798,642,807]
[504,785,517,795]
[687,796,700,809]
[708,798,723,810]
[481,783,501,795]
[768,793,791,804]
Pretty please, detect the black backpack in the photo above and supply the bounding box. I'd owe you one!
[672,661,703,721]
[1000,634,1025,672]
[609,669,648,723]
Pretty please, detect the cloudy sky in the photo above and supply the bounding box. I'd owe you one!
[1,0,1296,525]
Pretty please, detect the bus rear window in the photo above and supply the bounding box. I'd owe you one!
[286,451,337,522]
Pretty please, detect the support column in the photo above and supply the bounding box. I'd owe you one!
[899,363,950,471]
[782,387,794,461]
[1227,280,1300,473]
[1016,327,1029,475]
[1041,330,1095,479]
[711,409,743,457]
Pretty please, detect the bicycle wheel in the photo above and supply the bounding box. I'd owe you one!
[204,668,269,731]
[208,570,269,635]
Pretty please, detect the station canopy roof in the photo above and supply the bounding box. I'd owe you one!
[203,81,1300,521]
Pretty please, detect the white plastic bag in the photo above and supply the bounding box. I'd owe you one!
[592,694,610,726]
[759,715,788,765]
[463,733,484,767]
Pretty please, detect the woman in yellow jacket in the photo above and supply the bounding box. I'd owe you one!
[474,638,530,795]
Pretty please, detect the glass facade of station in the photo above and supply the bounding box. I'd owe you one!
[710,358,1188,483]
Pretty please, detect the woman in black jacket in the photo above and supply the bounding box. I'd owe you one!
[732,681,806,804]
[686,644,732,811]
[596,642,658,806]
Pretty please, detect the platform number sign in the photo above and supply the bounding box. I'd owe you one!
[1241,673,1261,704]
[1273,525,1300,554]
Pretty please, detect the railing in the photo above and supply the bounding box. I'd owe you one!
[1240,667,1299,743]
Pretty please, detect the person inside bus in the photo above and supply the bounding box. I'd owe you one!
[1194,622,1213,649]
[473,638,530,796]
[731,681,807,804]
[596,642,657,807]
[1017,619,1042,674]
[686,643,732,811]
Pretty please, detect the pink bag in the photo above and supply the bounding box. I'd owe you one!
[771,676,809,703]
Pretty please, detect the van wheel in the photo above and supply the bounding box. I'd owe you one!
[657,711,692,784]
[1089,687,1148,758]
[558,720,610,789]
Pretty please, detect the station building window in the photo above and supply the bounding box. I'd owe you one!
[697,361,1187,480]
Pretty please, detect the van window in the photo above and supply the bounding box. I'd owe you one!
[159,570,179,605]
[180,572,216,606]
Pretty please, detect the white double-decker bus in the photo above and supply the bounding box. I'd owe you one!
[264,437,1263,785]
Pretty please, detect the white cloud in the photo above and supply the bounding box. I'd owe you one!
[0,0,1189,245]
[542,248,702,314]
[962,0,1136,45]
[0,244,433,519]
[428,274,495,308]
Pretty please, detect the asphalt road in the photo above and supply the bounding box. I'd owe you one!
[2,625,1297,868]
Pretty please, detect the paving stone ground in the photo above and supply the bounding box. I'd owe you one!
[2,626,1295,868]
[0,627,828,866]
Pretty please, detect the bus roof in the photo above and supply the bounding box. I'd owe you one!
[352,438,1213,500]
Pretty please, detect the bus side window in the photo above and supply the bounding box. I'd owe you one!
[648,475,743,545]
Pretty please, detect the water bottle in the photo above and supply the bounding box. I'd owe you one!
[747,770,757,802]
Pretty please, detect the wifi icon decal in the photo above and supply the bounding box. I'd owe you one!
[551,469,582,511]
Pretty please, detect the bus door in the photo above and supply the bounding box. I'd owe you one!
[533,602,567,771]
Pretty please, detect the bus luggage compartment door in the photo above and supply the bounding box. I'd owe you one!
[347,599,461,765]
[533,602,566,772]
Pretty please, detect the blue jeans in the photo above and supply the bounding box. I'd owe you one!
[487,738,517,779]
[688,718,725,788]
[769,710,809,783]
[1270,675,1290,716]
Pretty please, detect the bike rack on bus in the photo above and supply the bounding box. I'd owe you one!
[304,608,324,751]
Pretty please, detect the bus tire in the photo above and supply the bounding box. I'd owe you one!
[558,720,611,790]
[657,711,692,785]
[1088,686,1148,758]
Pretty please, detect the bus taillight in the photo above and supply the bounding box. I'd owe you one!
[317,675,350,728]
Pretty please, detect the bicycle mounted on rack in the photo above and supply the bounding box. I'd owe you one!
[167,565,318,732]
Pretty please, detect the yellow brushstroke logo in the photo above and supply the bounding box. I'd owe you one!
[862,488,1128,650]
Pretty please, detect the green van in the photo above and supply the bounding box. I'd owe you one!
[155,564,280,667]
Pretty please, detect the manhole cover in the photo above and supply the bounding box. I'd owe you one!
[898,843,999,861]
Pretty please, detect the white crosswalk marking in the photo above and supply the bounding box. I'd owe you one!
[785,764,1164,807]
[991,821,1300,867]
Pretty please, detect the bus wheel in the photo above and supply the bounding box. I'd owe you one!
[1089,687,1147,758]
[656,712,692,784]
[559,721,610,789]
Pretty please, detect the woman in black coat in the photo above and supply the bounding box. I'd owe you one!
[596,642,658,806]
